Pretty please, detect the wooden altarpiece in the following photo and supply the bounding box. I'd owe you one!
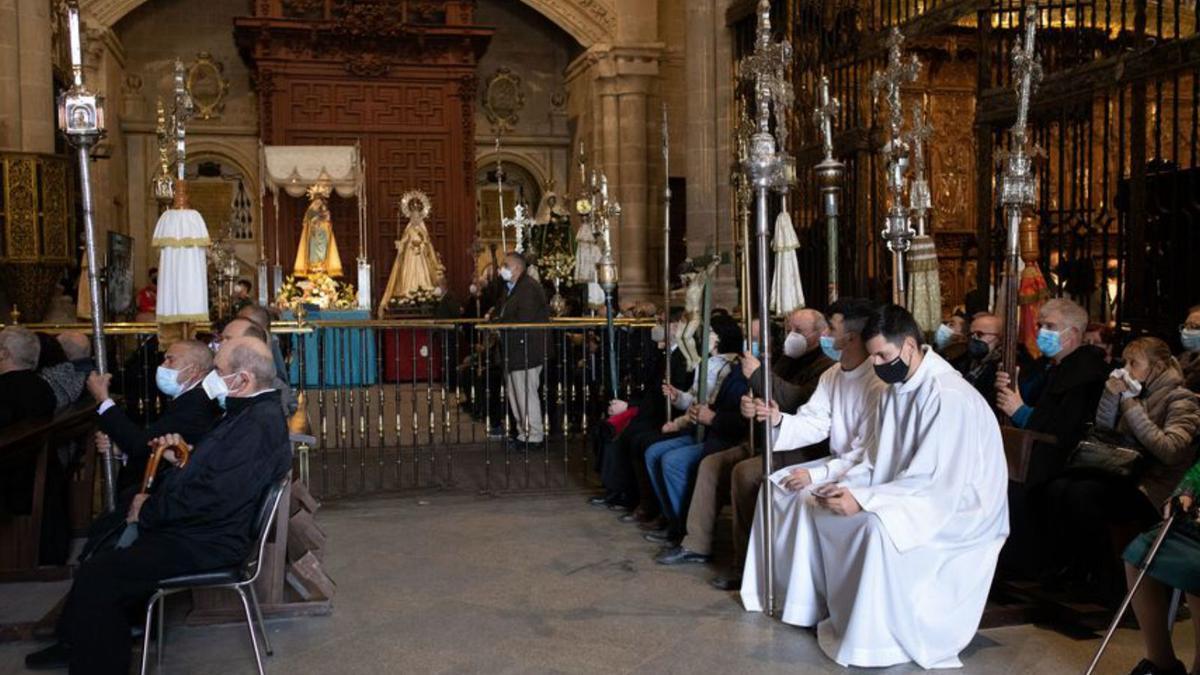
[234,0,492,303]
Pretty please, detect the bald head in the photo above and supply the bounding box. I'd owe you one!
[789,309,827,335]
[221,318,268,345]
[215,337,275,396]
[237,304,272,332]
[57,332,91,361]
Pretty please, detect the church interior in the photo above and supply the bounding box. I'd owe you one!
[3,0,1200,672]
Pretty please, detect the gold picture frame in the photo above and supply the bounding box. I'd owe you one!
[185,52,229,121]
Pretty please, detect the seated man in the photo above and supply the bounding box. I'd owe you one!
[657,308,833,569]
[219,317,296,417]
[747,304,1008,669]
[26,337,293,674]
[740,299,884,598]
[643,314,749,547]
[86,339,220,494]
[0,326,57,428]
[236,304,289,384]
[955,312,1003,408]
[995,297,1109,459]
[995,297,1109,576]
[39,333,95,411]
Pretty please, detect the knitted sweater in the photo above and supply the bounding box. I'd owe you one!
[1095,367,1200,505]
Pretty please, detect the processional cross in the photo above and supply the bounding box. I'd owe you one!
[870,28,921,303]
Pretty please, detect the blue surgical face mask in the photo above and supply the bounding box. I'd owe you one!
[1182,329,1200,353]
[155,366,184,398]
[933,323,955,350]
[1037,327,1064,358]
[750,340,761,358]
[820,335,842,361]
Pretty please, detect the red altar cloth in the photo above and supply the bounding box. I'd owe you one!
[382,328,446,382]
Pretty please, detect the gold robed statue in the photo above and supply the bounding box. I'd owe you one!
[379,190,446,316]
[293,181,344,278]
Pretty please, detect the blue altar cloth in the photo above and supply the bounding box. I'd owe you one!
[283,309,377,387]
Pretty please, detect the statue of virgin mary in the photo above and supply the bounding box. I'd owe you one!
[379,190,446,315]
[293,181,344,277]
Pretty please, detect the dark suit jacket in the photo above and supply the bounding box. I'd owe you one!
[0,369,57,429]
[706,366,750,446]
[100,386,221,491]
[496,274,550,371]
[139,390,292,570]
[1023,344,1110,457]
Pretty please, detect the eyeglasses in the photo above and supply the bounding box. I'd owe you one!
[1182,324,1200,331]
[970,331,999,339]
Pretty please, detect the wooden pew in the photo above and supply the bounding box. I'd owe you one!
[0,401,98,582]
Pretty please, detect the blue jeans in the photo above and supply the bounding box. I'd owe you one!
[645,434,722,536]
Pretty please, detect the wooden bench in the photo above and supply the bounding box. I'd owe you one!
[0,401,98,582]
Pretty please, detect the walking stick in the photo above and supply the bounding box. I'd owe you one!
[1084,502,1182,675]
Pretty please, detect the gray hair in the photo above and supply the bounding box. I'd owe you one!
[0,327,40,369]
[57,332,92,361]
[174,339,214,374]
[1041,298,1088,334]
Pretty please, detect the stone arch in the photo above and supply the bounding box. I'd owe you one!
[80,0,616,46]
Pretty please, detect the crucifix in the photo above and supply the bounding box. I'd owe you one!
[870,27,920,305]
[905,103,934,236]
[813,74,845,303]
[503,202,534,254]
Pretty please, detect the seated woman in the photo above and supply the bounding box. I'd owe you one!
[1122,461,1200,675]
[642,314,749,552]
[1043,337,1200,601]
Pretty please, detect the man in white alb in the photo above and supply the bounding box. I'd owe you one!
[758,304,1008,669]
[741,298,884,613]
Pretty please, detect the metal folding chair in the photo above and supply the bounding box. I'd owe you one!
[138,475,289,675]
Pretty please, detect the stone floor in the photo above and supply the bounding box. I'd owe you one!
[1,490,1192,674]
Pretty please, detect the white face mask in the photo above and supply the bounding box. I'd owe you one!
[499,267,513,282]
[783,332,808,359]
[650,324,665,342]
[202,369,240,408]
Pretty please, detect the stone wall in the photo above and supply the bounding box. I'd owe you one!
[113,0,259,291]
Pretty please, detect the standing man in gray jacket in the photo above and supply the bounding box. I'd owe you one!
[496,252,550,447]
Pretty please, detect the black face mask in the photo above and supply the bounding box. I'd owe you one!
[874,353,909,385]
[967,337,991,360]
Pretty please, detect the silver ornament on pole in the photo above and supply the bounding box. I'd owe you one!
[593,172,621,399]
[998,4,1042,377]
[870,28,920,306]
[58,1,117,513]
[813,74,845,304]
[738,0,795,618]
[662,103,673,410]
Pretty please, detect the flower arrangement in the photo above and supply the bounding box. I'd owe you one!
[275,272,358,311]
[388,285,442,309]
[539,250,577,286]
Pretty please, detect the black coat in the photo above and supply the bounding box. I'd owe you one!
[138,390,292,570]
[1023,344,1110,455]
[99,386,221,492]
[0,369,57,429]
[496,274,550,371]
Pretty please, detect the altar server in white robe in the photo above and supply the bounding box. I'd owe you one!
[741,298,883,616]
[777,304,1008,669]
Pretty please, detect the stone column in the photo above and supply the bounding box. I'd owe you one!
[685,0,738,306]
[567,43,663,300]
[0,0,54,153]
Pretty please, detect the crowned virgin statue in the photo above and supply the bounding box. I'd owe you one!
[379,190,446,315]
[293,181,344,278]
